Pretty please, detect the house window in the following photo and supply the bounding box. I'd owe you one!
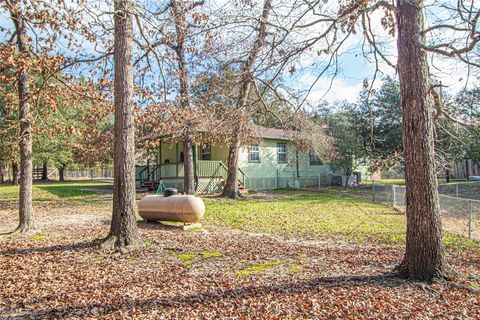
[248,144,261,163]
[309,152,322,165]
[277,143,287,163]
[200,144,211,160]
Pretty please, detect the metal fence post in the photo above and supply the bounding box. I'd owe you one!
[318,174,321,191]
[392,185,396,206]
[456,184,459,197]
[468,200,472,239]
[276,169,279,190]
[372,180,376,202]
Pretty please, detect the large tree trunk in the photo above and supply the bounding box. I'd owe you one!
[172,0,195,194]
[41,162,48,181]
[221,0,272,199]
[183,131,195,194]
[9,5,34,232]
[222,135,241,198]
[59,165,66,182]
[396,0,445,280]
[465,159,470,181]
[11,161,19,186]
[344,173,350,190]
[102,0,141,250]
[444,168,450,184]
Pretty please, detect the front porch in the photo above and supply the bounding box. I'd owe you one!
[136,141,247,193]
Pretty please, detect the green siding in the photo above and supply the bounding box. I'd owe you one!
[155,140,330,179]
[158,142,182,164]
[238,140,330,178]
[210,144,229,162]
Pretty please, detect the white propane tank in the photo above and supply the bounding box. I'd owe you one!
[138,195,205,223]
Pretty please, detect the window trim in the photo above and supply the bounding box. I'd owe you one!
[309,152,322,166]
[200,144,211,161]
[277,142,287,163]
[248,144,261,163]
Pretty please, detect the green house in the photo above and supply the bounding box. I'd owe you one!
[136,126,332,193]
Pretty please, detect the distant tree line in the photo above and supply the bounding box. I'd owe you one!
[313,77,480,182]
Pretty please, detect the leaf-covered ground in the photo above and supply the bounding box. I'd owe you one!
[1,185,479,319]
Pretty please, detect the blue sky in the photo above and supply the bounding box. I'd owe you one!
[1,0,477,107]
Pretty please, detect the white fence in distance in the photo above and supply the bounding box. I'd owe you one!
[47,168,114,180]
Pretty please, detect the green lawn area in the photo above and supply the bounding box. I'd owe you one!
[1,182,477,248]
[204,190,479,248]
[362,178,469,186]
[0,181,112,202]
[205,191,406,244]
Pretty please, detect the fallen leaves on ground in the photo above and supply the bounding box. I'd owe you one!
[0,205,479,319]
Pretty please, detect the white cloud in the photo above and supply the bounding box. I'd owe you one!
[429,55,477,95]
[298,74,364,105]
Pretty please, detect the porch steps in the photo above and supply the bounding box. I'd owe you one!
[238,183,248,195]
[140,180,157,191]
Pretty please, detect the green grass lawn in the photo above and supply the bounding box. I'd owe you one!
[362,178,469,186]
[204,190,479,248]
[2,182,477,248]
[205,191,405,244]
[0,181,112,202]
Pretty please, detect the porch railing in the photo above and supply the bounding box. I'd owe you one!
[137,160,248,188]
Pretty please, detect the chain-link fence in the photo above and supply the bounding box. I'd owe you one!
[154,173,336,193]
[372,183,480,240]
[437,182,480,200]
[138,169,361,193]
[242,172,335,191]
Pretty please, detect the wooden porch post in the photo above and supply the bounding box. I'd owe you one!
[159,140,162,180]
[296,149,300,178]
[193,144,198,176]
[146,153,150,177]
[193,144,198,192]
[175,142,179,178]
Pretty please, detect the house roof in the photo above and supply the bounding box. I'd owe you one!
[142,124,296,141]
[253,125,292,140]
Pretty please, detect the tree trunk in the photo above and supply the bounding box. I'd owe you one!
[41,162,48,181]
[59,165,66,182]
[221,0,272,198]
[102,0,141,250]
[183,132,195,194]
[11,161,19,186]
[396,0,445,280]
[222,135,241,198]
[445,168,450,184]
[9,5,34,232]
[172,0,195,194]
[465,159,470,180]
[344,174,350,190]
